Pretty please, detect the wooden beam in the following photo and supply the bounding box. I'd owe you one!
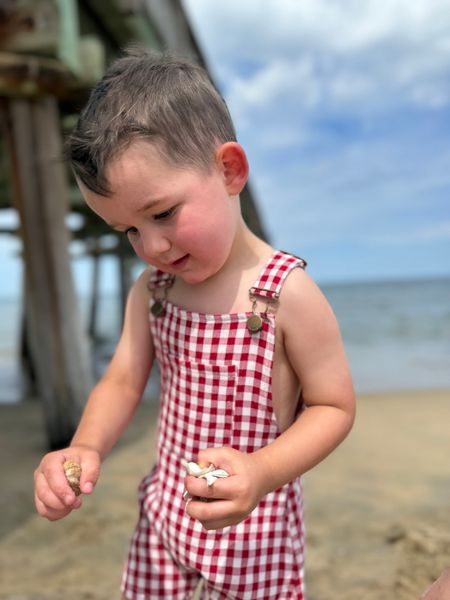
[0,51,75,99]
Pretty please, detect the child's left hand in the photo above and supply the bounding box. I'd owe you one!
[184,447,268,530]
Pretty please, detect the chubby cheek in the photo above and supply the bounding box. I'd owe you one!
[193,230,233,276]
[189,223,232,264]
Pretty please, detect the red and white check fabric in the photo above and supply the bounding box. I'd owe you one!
[122,250,307,599]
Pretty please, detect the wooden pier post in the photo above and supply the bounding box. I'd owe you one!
[2,96,93,449]
[88,245,100,339]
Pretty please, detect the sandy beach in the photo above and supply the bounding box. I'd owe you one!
[1,389,450,600]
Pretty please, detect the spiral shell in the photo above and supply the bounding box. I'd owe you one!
[63,460,82,496]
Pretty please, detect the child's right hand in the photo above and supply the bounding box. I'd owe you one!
[34,446,100,521]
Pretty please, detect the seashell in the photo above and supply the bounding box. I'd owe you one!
[181,459,215,478]
[181,459,230,487]
[63,460,82,496]
[203,469,229,487]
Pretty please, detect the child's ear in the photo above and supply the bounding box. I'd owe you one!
[215,142,249,194]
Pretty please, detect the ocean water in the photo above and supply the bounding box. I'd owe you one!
[0,277,449,403]
[323,277,450,394]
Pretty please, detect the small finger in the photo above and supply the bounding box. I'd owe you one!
[42,459,76,504]
[186,497,230,522]
[184,475,230,500]
[197,447,234,473]
[184,476,213,500]
[79,458,100,494]
[35,471,75,508]
[34,492,76,521]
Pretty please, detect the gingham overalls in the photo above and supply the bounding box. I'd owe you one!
[122,250,306,600]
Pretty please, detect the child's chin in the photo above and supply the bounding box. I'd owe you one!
[179,268,212,285]
[179,272,204,285]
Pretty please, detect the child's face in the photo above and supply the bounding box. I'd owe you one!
[79,140,241,284]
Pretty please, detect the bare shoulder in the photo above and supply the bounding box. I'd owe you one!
[123,267,152,316]
[278,266,336,330]
[278,266,354,405]
[130,266,152,296]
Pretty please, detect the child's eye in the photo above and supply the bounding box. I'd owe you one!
[153,207,176,221]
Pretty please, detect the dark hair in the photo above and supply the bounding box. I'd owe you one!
[67,47,237,195]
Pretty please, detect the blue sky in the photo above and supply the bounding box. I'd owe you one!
[182,0,450,283]
[1,0,449,298]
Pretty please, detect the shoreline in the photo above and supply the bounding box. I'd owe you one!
[1,390,450,599]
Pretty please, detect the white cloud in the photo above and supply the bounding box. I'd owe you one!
[184,0,450,57]
[184,0,450,119]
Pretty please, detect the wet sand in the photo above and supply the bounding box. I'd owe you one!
[1,390,450,599]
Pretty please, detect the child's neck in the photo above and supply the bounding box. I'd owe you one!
[171,224,273,315]
[220,223,272,276]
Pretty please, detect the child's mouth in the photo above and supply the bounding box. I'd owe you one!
[171,254,189,269]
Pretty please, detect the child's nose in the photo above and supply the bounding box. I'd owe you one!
[141,230,171,258]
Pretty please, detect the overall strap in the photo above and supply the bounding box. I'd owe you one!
[147,269,175,317]
[147,268,174,291]
[250,250,307,302]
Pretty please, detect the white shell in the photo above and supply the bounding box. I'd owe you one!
[204,469,229,486]
[181,460,215,477]
[182,459,229,487]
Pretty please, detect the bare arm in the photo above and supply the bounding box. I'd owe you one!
[186,269,355,529]
[34,269,154,520]
[71,270,154,459]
